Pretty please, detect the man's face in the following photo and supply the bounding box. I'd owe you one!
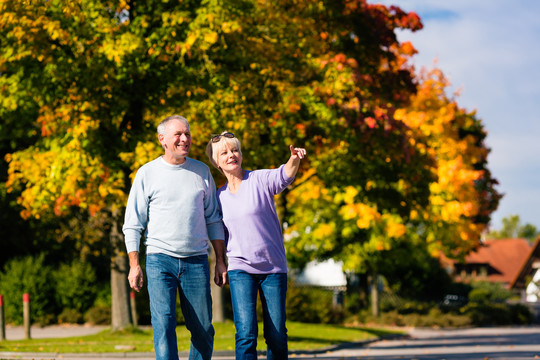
[159,119,191,163]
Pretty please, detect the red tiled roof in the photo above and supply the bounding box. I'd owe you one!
[510,239,540,289]
[466,238,531,284]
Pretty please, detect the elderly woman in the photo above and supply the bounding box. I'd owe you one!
[206,132,306,359]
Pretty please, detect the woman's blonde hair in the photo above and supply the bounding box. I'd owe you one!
[206,131,242,173]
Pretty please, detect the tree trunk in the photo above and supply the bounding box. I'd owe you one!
[370,269,380,317]
[209,249,225,322]
[110,210,133,330]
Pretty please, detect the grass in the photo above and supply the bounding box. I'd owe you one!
[0,321,401,353]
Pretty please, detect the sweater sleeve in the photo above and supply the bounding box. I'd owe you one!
[203,168,225,241]
[122,168,149,253]
[265,165,295,195]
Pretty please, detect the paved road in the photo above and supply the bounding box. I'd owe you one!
[2,325,540,359]
[327,326,540,360]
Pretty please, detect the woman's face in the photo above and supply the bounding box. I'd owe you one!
[216,143,242,173]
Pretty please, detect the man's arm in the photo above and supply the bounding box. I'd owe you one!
[128,251,144,292]
[123,168,149,292]
[210,239,228,287]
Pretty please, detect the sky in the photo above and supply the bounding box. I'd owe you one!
[376,0,540,230]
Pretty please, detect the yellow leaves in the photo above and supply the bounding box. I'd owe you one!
[181,25,221,54]
[185,33,197,48]
[6,108,128,220]
[339,204,355,220]
[384,218,406,238]
[221,21,241,34]
[119,141,163,181]
[100,32,142,63]
[394,67,492,254]
[204,31,218,45]
[339,202,380,228]
[356,216,371,229]
[312,223,334,240]
[71,117,98,137]
[343,186,358,204]
[430,194,445,206]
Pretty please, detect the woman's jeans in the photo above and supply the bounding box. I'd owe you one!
[146,253,214,360]
[228,270,288,359]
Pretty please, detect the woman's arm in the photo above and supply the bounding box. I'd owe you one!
[284,145,307,178]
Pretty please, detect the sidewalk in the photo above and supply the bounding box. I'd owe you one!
[0,324,386,360]
[2,324,110,340]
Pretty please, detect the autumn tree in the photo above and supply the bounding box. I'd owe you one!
[182,1,429,315]
[1,0,220,329]
[285,69,501,314]
[395,69,501,259]
[2,0,494,322]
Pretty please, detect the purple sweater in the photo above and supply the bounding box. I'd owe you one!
[217,165,294,274]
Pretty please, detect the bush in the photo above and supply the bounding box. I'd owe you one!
[458,281,532,326]
[462,301,534,326]
[286,282,344,324]
[355,307,471,328]
[468,281,513,303]
[84,283,112,325]
[509,303,534,324]
[0,254,56,325]
[84,305,111,325]
[58,308,84,324]
[462,302,512,325]
[53,260,98,316]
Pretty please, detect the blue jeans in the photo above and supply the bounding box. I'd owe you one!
[228,270,288,360]
[146,253,214,360]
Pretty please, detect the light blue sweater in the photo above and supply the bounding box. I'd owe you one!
[123,156,225,258]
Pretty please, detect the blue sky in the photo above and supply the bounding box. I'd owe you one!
[377,0,540,230]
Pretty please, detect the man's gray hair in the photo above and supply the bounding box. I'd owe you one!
[157,115,189,135]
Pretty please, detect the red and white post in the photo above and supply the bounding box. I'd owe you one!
[130,291,138,327]
[0,294,5,340]
[23,293,31,340]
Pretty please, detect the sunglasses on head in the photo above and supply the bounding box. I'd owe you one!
[211,132,235,143]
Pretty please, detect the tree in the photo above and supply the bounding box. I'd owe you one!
[1,0,214,329]
[285,67,501,314]
[395,69,502,260]
[487,214,539,242]
[3,0,487,321]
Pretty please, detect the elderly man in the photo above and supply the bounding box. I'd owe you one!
[123,115,227,360]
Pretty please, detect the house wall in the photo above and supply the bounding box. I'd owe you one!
[526,269,540,302]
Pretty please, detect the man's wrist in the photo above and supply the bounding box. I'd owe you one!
[128,251,140,268]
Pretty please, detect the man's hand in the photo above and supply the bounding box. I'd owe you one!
[214,260,228,287]
[128,251,143,292]
[128,265,144,292]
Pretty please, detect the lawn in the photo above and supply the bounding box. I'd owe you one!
[0,321,401,353]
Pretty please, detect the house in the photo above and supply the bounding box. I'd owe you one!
[510,238,540,302]
[447,238,532,289]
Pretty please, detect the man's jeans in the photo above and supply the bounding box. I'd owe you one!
[228,270,288,360]
[146,253,214,360]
